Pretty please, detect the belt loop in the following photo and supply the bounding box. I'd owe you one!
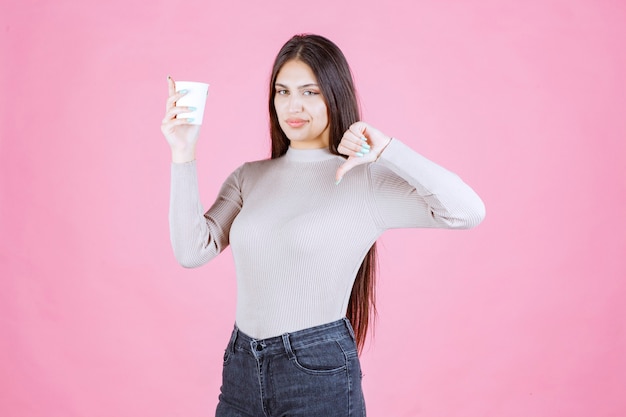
[343,317,357,342]
[228,325,239,354]
[281,333,295,360]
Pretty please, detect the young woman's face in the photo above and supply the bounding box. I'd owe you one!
[274,60,330,149]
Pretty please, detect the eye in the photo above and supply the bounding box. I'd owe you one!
[275,89,289,95]
[303,90,319,96]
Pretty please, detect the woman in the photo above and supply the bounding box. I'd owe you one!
[161,34,485,417]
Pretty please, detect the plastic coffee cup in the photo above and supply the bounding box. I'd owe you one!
[175,81,210,125]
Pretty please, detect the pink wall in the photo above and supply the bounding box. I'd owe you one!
[2,0,625,416]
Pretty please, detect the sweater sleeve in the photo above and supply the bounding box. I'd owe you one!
[369,138,486,230]
[169,161,243,267]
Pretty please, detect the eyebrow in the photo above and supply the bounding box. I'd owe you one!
[275,83,319,89]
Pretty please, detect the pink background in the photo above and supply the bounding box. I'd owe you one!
[2,0,625,416]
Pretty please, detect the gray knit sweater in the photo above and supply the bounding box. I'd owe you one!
[170,138,485,339]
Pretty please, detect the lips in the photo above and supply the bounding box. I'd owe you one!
[286,118,308,128]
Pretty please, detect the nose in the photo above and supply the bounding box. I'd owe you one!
[288,94,303,113]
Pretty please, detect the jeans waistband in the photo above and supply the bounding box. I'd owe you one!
[228,318,357,357]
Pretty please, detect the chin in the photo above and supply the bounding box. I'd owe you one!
[288,136,309,143]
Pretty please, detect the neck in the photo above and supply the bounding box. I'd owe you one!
[283,146,337,162]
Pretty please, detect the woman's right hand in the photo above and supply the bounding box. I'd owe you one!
[161,76,202,163]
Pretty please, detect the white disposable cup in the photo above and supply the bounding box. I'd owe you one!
[175,81,210,125]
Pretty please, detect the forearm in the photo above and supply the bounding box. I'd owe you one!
[376,139,486,229]
[169,161,220,267]
[171,146,196,164]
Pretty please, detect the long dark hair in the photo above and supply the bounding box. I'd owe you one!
[268,34,377,353]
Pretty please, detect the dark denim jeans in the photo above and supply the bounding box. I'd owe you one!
[215,318,366,417]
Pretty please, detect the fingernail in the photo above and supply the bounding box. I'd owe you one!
[187,118,195,122]
[360,147,370,154]
[360,137,367,142]
[180,89,189,94]
[188,107,197,111]
[335,177,342,185]
[362,142,371,149]
[356,152,364,157]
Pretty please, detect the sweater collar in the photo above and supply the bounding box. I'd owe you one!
[283,146,338,162]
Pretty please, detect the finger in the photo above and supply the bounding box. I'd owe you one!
[345,127,371,147]
[335,157,361,184]
[348,121,368,139]
[165,76,176,110]
[338,133,371,157]
[171,117,195,125]
[164,105,196,121]
[165,91,189,111]
[162,106,196,121]
[342,129,361,146]
[162,117,196,129]
[168,75,176,95]
[338,141,370,158]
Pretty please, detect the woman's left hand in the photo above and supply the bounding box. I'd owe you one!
[335,121,392,184]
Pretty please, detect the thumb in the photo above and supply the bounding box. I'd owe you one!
[335,157,360,184]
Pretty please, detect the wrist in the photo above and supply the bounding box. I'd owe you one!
[171,148,196,163]
[374,136,393,161]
